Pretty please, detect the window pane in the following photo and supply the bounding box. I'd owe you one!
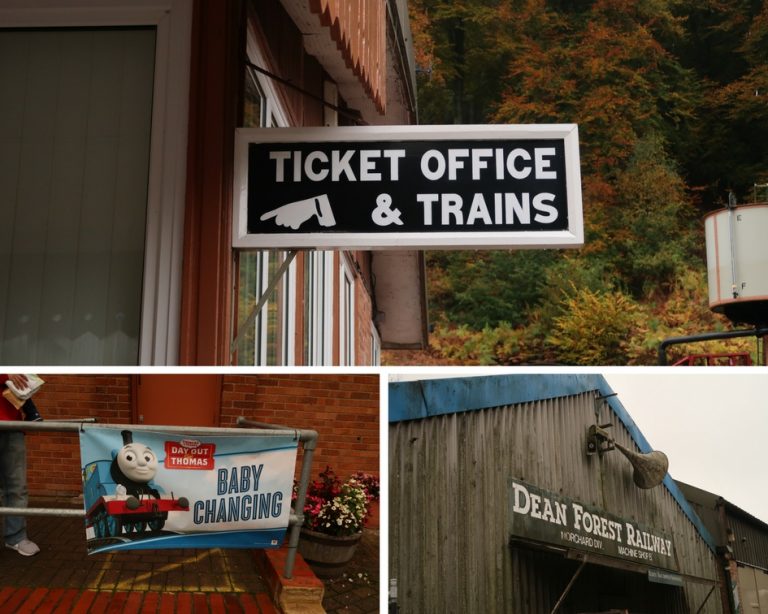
[340,262,354,366]
[243,68,264,129]
[234,65,297,366]
[265,254,281,365]
[234,251,262,365]
[0,27,156,365]
[234,250,294,366]
[303,251,333,365]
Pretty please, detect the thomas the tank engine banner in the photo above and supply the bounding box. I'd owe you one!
[79,426,298,554]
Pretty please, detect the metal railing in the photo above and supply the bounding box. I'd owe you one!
[671,352,753,366]
[658,326,768,365]
[0,417,318,579]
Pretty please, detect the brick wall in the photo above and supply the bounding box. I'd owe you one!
[351,250,376,366]
[354,272,375,366]
[26,375,133,496]
[23,374,380,498]
[220,374,380,481]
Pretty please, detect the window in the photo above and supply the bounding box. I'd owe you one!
[370,323,381,366]
[234,250,295,366]
[243,65,265,128]
[232,56,296,366]
[0,2,191,366]
[303,251,334,366]
[0,27,156,364]
[339,257,355,366]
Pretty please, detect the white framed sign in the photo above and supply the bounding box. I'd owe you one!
[80,426,298,554]
[233,124,583,250]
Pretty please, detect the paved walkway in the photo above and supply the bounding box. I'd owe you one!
[321,530,379,613]
[0,498,380,613]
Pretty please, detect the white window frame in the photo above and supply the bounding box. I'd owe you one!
[304,251,334,366]
[247,250,296,367]
[370,322,381,366]
[339,255,355,366]
[253,254,270,365]
[245,20,290,129]
[0,0,193,365]
[277,253,297,366]
[236,21,296,366]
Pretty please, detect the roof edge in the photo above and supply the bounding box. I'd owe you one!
[388,373,718,553]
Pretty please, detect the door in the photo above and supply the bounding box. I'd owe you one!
[134,374,222,426]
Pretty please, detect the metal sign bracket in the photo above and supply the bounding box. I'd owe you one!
[229,250,298,361]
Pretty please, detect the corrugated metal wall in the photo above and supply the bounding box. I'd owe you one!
[390,391,724,614]
[730,511,768,570]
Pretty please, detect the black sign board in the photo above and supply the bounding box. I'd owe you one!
[648,569,684,587]
[509,479,678,572]
[233,125,583,249]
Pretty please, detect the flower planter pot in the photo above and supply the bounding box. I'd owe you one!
[297,527,363,578]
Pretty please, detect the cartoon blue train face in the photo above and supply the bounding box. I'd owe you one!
[115,437,158,482]
[83,430,164,507]
[109,430,162,501]
[82,430,188,540]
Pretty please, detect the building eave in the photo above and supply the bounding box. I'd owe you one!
[278,0,416,124]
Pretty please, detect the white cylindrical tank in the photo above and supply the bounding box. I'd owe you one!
[705,203,768,326]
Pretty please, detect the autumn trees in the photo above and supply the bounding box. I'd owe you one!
[401,0,766,365]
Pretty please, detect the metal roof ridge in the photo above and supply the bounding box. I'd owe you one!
[388,373,718,553]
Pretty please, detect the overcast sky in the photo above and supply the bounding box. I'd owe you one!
[605,371,768,524]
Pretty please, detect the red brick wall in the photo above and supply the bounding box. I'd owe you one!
[219,374,379,482]
[351,250,376,366]
[24,374,379,497]
[355,271,375,366]
[26,375,133,496]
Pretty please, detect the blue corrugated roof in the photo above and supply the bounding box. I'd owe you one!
[388,373,717,553]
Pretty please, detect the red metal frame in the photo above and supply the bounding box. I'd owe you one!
[671,353,753,366]
[85,496,189,527]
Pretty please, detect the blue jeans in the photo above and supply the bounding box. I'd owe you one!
[0,431,28,545]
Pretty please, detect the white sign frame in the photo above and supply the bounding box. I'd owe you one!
[233,124,583,250]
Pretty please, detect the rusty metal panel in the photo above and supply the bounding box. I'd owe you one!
[390,389,724,614]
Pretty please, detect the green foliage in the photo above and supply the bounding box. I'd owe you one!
[625,268,757,364]
[676,0,768,204]
[547,286,643,364]
[410,0,511,124]
[427,250,558,328]
[604,134,699,296]
[405,0,768,365]
[428,320,550,365]
[428,323,511,365]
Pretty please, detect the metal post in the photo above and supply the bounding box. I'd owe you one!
[0,419,298,438]
[727,207,739,298]
[230,250,298,360]
[238,416,319,579]
[0,507,84,517]
[658,327,768,365]
[0,418,315,579]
